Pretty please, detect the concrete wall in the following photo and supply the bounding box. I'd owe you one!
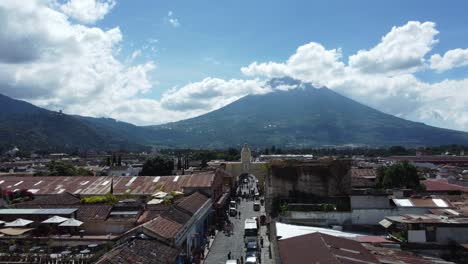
[82,220,136,235]
[269,160,351,202]
[408,230,426,243]
[436,227,468,243]
[289,211,352,226]
[286,207,429,226]
[176,198,212,250]
[350,195,392,209]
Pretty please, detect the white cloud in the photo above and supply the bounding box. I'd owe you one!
[0,0,162,125]
[240,21,468,131]
[160,78,268,111]
[242,42,345,87]
[167,11,180,28]
[430,48,468,72]
[130,49,141,61]
[349,21,439,74]
[59,0,115,24]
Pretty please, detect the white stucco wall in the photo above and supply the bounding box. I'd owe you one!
[350,195,392,209]
[436,227,468,243]
[288,207,429,226]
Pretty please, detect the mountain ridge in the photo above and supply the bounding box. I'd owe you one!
[2,78,468,150]
[150,79,468,148]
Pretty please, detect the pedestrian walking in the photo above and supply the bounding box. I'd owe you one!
[260,237,264,247]
[228,251,232,260]
[238,211,241,219]
[240,256,244,264]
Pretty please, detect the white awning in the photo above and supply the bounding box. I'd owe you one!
[152,191,167,198]
[379,219,393,228]
[59,218,83,227]
[42,216,69,224]
[147,198,164,205]
[0,228,34,236]
[5,218,33,227]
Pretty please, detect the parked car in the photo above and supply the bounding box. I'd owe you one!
[253,202,261,211]
[246,241,258,253]
[245,256,258,264]
[226,260,237,264]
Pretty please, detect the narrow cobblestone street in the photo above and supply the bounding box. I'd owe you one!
[204,175,274,264]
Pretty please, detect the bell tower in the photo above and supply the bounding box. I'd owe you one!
[241,143,252,173]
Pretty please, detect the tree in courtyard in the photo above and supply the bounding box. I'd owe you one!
[42,161,93,176]
[139,157,174,176]
[376,161,421,189]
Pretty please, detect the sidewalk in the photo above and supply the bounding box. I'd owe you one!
[259,202,275,264]
[202,230,218,264]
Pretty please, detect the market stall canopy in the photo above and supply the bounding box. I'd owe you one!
[147,198,164,205]
[152,191,167,199]
[379,219,393,229]
[59,218,83,227]
[0,228,34,236]
[5,218,33,227]
[42,216,69,224]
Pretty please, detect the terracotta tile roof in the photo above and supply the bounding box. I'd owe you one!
[144,216,183,239]
[76,204,112,220]
[175,192,209,215]
[96,239,181,264]
[279,232,379,264]
[161,206,191,225]
[422,179,468,192]
[15,192,81,206]
[354,236,395,244]
[363,244,445,264]
[137,204,171,224]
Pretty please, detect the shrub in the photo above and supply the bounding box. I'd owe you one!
[81,193,118,204]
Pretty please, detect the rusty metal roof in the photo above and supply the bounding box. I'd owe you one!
[386,214,468,225]
[392,197,454,208]
[279,232,380,264]
[0,173,215,196]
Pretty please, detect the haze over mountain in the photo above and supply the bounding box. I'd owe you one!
[150,78,468,148]
[0,94,157,152]
[2,78,468,151]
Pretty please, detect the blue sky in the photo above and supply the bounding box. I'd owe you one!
[96,0,468,95]
[1,0,468,130]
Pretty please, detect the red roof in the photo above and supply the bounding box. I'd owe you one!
[143,216,183,239]
[279,232,379,264]
[354,236,394,244]
[422,179,468,192]
[176,192,209,215]
[363,244,438,264]
[96,239,181,264]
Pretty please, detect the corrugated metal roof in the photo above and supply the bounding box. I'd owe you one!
[386,214,468,224]
[392,197,453,208]
[0,172,215,196]
[0,208,77,215]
